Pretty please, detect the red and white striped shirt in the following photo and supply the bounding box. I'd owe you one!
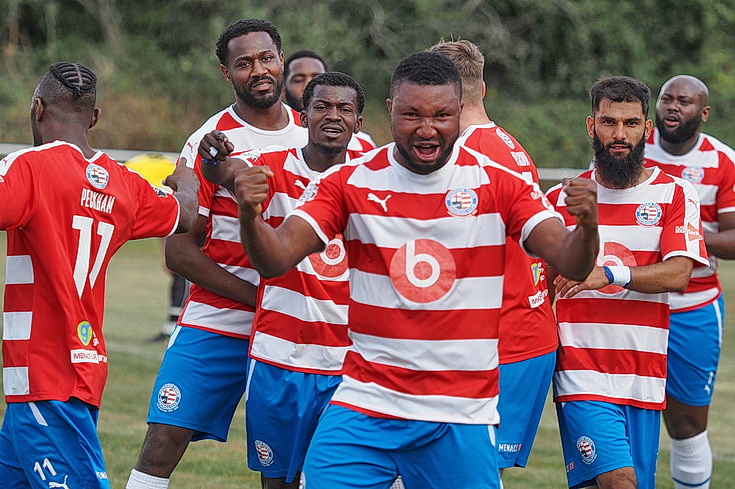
[293,143,560,424]
[458,124,558,364]
[178,104,307,338]
[547,167,708,409]
[645,128,735,311]
[247,148,352,374]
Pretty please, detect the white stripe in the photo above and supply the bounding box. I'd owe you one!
[2,311,32,340]
[351,332,498,371]
[210,214,241,243]
[670,287,720,311]
[180,301,254,336]
[558,322,668,354]
[3,366,29,396]
[260,285,347,324]
[597,182,676,205]
[332,375,500,424]
[560,288,669,304]
[6,255,33,284]
[520,211,563,257]
[346,213,507,248]
[262,191,297,220]
[599,226,662,252]
[250,331,348,371]
[713,297,724,347]
[554,370,665,404]
[693,184,717,206]
[28,402,48,426]
[217,262,260,286]
[350,269,504,310]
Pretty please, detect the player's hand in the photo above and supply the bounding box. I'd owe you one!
[554,266,608,298]
[163,159,200,194]
[199,130,235,164]
[562,177,598,230]
[234,166,275,221]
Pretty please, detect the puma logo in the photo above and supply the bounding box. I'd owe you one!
[49,475,70,489]
[367,193,391,212]
[294,180,307,190]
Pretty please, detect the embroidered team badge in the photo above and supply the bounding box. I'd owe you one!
[298,182,318,204]
[77,321,93,346]
[635,202,662,226]
[86,163,109,189]
[531,262,543,286]
[254,440,274,466]
[446,188,478,217]
[496,128,516,149]
[576,436,597,465]
[157,383,181,412]
[681,166,705,184]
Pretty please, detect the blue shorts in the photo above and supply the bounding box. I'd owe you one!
[497,350,555,468]
[245,360,341,483]
[556,400,660,489]
[0,398,110,489]
[667,295,724,406]
[302,405,500,489]
[147,326,249,441]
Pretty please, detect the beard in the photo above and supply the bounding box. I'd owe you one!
[234,75,284,109]
[655,113,702,144]
[285,88,304,111]
[593,133,646,189]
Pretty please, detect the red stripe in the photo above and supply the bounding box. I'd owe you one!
[556,298,669,328]
[555,393,665,410]
[558,345,667,378]
[201,239,251,268]
[253,310,349,346]
[263,269,349,303]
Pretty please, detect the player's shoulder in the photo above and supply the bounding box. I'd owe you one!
[700,132,735,161]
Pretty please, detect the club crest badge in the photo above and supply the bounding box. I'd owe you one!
[157,383,181,412]
[635,202,662,226]
[446,188,478,217]
[86,163,109,190]
[255,440,274,466]
[576,436,597,465]
[681,166,705,184]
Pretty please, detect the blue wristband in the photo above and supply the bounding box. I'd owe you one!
[201,157,218,166]
[602,265,614,285]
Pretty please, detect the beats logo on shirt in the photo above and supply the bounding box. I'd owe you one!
[308,235,348,278]
[390,239,456,303]
[598,241,637,294]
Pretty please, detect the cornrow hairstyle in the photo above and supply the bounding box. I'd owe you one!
[216,18,282,66]
[590,76,650,116]
[285,49,329,80]
[302,72,365,114]
[35,62,97,113]
[390,51,461,99]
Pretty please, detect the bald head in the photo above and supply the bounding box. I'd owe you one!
[659,75,708,105]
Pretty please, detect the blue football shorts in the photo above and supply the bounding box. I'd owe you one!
[0,398,110,489]
[556,400,660,489]
[667,294,724,406]
[147,325,250,441]
[302,405,501,489]
[497,350,555,468]
[245,360,341,483]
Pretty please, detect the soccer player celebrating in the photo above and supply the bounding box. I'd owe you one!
[429,39,559,477]
[201,71,365,489]
[547,76,709,489]
[0,62,199,489]
[126,19,307,489]
[232,51,598,489]
[645,75,735,489]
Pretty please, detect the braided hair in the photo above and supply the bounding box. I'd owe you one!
[34,62,97,114]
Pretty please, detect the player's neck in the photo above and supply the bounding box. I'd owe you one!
[43,127,96,159]
[659,132,700,156]
[232,100,289,131]
[460,105,492,133]
[301,143,346,173]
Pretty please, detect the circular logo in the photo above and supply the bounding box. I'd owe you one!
[254,440,274,466]
[598,241,637,294]
[681,166,705,184]
[77,321,93,346]
[389,239,456,303]
[576,436,597,465]
[156,383,181,412]
[446,188,478,217]
[635,202,662,226]
[308,235,348,278]
[85,163,109,190]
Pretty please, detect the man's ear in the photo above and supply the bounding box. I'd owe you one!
[32,97,45,122]
[586,115,595,139]
[701,105,711,124]
[644,118,653,140]
[354,115,364,134]
[89,107,102,129]
[386,98,393,113]
[220,64,232,84]
[300,110,308,128]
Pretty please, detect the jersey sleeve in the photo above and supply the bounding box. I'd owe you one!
[179,137,217,218]
[716,152,735,215]
[661,179,709,266]
[0,152,35,229]
[291,167,349,246]
[128,171,181,239]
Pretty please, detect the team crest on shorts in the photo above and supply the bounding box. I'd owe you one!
[157,383,181,412]
[681,166,705,184]
[576,436,597,465]
[254,440,274,466]
[446,188,478,217]
[635,202,662,226]
[86,163,109,189]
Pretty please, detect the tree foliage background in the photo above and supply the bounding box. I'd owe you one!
[2,0,735,167]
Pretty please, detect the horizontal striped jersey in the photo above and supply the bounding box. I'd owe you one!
[547,167,708,409]
[645,128,735,311]
[1,142,181,406]
[247,147,353,374]
[178,104,307,338]
[292,143,560,424]
[458,124,558,364]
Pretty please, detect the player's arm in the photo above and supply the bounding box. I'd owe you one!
[198,130,245,193]
[162,160,200,233]
[702,211,735,258]
[524,178,599,282]
[164,214,257,306]
[235,166,323,278]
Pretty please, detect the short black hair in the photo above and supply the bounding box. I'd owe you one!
[302,72,365,114]
[34,61,96,113]
[285,49,328,79]
[215,18,282,66]
[390,51,461,98]
[590,76,650,116]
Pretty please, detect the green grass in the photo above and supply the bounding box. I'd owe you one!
[1,236,734,488]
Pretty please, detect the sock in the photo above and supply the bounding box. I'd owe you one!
[390,476,405,489]
[126,469,170,489]
[670,430,712,489]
